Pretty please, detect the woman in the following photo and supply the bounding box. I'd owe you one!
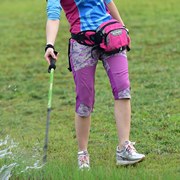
[44,0,145,169]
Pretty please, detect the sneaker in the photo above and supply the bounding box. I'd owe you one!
[78,150,90,170]
[116,141,145,165]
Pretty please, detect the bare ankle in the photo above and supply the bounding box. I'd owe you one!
[118,140,129,150]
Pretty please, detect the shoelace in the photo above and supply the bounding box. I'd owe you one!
[78,155,89,166]
[125,141,137,154]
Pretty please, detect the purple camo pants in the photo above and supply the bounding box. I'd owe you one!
[69,39,131,117]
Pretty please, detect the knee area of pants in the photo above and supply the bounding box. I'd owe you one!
[77,103,92,117]
[117,81,130,91]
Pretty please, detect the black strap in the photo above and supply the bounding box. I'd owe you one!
[109,46,128,54]
[71,31,96,46]
[97,20,118,32]
[45,44,54,52]
[67,39,72,72]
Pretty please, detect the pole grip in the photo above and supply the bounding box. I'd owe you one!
[48,51,58,73]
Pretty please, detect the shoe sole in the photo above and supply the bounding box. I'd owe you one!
[116,157,145,166]
[79,167,90,171]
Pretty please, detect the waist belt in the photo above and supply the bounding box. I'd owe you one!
[71,32,129,53]
[71,31,96,46]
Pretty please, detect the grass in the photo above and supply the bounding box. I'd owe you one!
[0,0,180,179]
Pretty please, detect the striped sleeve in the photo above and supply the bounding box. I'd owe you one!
[104,0,112,4]
[46,0,62,20]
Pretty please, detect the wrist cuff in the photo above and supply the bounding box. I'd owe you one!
[45,44,54,52]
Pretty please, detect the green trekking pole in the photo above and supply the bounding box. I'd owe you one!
[43,52,57,163]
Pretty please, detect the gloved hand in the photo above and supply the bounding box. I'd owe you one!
[44,44,58,65]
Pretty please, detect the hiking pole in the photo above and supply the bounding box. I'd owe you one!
[43,52,57,163]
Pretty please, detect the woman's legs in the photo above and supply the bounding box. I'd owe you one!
[72,65,96,151]
[74,96,131,152]
[75,113,91,151]
[114,99,131,149]
[102,52,131,148]
[103,52,145,164]
[69,40,98,153]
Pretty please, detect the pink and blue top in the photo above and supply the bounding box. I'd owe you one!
[47,0,112,33]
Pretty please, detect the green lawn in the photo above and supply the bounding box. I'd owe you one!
[0,0,180,179]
